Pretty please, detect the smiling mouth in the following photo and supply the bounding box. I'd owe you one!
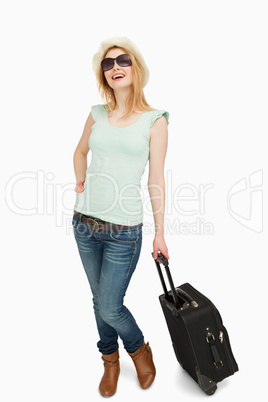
[112,74,125,80]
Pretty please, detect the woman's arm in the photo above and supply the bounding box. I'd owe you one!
[73,112,95,193]
[148,115,169,259]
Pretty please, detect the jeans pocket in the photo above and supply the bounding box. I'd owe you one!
[110,224,142,243]
[72,214,80,230]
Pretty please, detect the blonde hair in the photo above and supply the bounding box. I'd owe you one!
[95,46,156,119]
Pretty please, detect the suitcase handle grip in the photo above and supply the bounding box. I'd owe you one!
[152,252,198,308]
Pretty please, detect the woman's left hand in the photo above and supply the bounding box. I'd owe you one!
[152,234,169,260]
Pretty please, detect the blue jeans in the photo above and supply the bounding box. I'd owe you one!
[72,212,144,355]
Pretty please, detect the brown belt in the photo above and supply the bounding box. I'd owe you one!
[73,210,140,231]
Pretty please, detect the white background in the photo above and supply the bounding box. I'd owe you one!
[1,1,267,401]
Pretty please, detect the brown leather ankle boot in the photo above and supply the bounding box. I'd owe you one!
[99,350,120,397]
[128,342,156,389]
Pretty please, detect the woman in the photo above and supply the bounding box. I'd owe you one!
[72,37,169,397]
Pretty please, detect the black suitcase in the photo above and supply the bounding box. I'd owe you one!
[152,252,239,395]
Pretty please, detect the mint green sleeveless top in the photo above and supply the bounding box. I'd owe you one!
[74,104,169,225]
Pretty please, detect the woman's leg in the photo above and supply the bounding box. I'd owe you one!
[72,213,119,354]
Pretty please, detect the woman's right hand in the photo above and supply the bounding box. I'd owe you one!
[75,178,85,193]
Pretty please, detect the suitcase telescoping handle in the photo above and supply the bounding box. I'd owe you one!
[152,252,198,309]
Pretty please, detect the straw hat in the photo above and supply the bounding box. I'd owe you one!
[92,36,150,88]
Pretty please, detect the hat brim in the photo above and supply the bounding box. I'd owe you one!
[92,36,150,88]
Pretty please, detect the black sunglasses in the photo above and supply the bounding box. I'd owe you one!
[101,54,132,72]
